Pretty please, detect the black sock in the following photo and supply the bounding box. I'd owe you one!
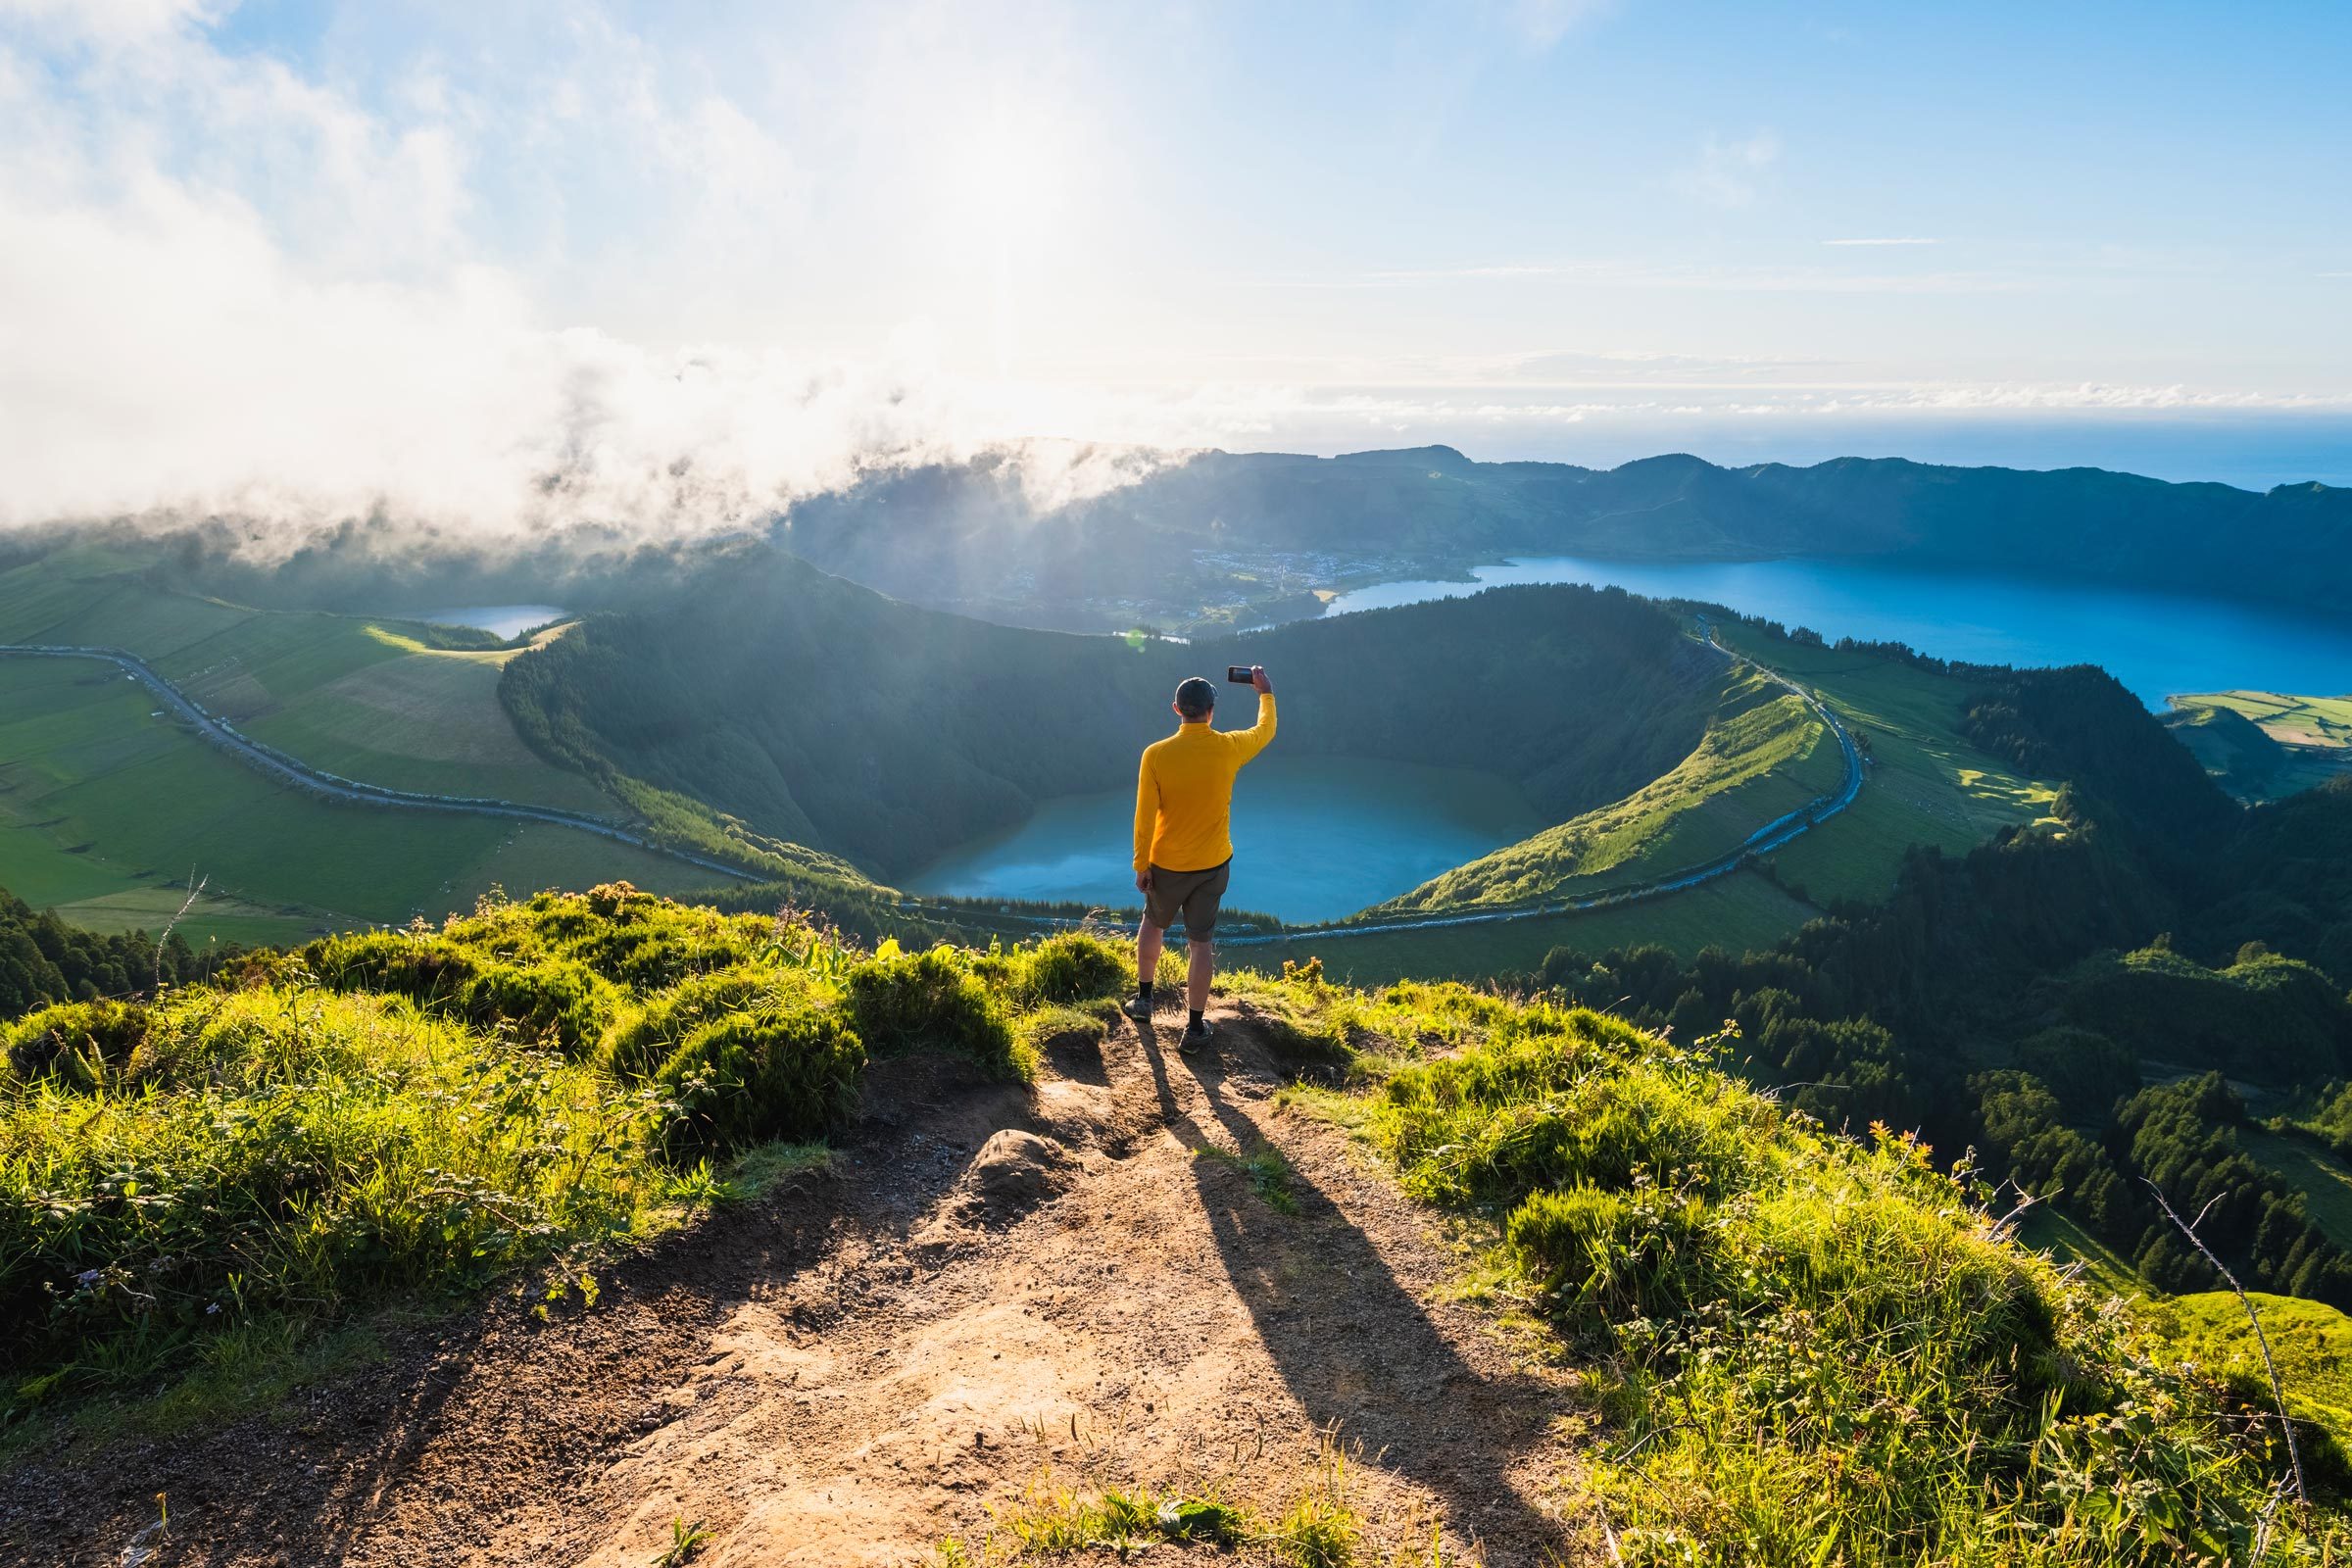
[1189,1008,1204,1029]
[1137,980,1153,1002]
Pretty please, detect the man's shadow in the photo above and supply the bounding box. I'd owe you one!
[1130,1016,1568,1555]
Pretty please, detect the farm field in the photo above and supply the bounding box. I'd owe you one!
[2186,690,2352,750]
[1717,622,2063,906]
[2168,690,2352,798]
[0,660,708,947]
[0,548,612,815]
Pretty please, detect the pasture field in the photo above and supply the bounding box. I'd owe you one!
[2169,691,2352,798]
[0,661,706,946]
[1384,666,1839,912]
[0,549,611,815]
[1716,623,2063,906]
[2187,690,2352,750]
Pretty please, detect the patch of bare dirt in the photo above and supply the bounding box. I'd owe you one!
[0,1008,1592,1567]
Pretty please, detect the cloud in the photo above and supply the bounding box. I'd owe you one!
[1499,0,1618,50]
[0,0,1152,555]
[1674,131,1780,209]
[0,0,212,46]
[1822,236,1941,247]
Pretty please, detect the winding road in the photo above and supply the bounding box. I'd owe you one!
[5,621,1864,944]
[0,644,758,884]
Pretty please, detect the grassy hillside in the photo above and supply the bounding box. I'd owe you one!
[0,660,708,946]
[1377,667,1835,912]
[1713,621,2061,906]
[6,890,2340,1560]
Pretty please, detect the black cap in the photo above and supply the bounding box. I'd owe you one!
[1175,676,1217,717]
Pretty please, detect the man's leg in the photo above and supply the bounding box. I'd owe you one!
[1187,938,1214,1015]
[1137,916,1165,989]
[1126,916,1165,1018]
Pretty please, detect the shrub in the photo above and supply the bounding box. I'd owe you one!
[455,959,613,1055]
[302,931,480,1004]
[0,987,659,1400]
[3,1000,154,1090]
[1018,931,1127,1004]
[603,966,781,1079]
[1506,1183,1714,1321]
[653,1003,864,1153]
[845,948,1024,1077]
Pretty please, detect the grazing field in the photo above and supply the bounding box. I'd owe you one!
[0,549,611,815]
[1716,623,2062,906]
[0,661,706,946]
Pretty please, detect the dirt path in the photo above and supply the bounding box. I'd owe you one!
[6,1008,1590,1567]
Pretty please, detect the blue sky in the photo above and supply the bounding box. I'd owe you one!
[1,0,2348,538]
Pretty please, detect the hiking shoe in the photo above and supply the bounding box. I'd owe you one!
[1121,993,1155,1020]
[1180,1017,1215,1053]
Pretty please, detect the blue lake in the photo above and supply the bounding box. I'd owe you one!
[1326,556,2352,707]
[905,755,1542,925]
[411,604,569,639]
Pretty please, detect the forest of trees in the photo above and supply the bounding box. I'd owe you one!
[1530,661,2352,1308]
[0,888,224,1022]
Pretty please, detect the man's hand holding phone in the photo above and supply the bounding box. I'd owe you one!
[1225,663,1272,694]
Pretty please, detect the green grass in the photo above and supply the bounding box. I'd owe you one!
[1380,667,1835,913]
[2157,1291,2352,1459]
[0,660,705,945]
[2016,1206,2144,1300]
[1716,624,2062,906]
[1,894,1121,1437]
[1268,982,2347,1563]
[0,549,610,816]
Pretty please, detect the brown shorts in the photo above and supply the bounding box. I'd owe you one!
[1144,858,1231,940]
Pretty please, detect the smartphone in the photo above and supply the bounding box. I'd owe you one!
[1226,665,1255,684]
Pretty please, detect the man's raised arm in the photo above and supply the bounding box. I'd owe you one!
[1233,665,1277,762]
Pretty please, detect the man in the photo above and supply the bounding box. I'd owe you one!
[1126,664,1276,1050]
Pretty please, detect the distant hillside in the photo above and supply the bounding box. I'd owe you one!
[779,446,2352,630]
[497,543,1722,883]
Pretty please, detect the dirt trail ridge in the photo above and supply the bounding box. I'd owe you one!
[7,1005,1591,1567]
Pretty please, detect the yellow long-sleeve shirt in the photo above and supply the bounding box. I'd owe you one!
[1132,694,1278,873]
